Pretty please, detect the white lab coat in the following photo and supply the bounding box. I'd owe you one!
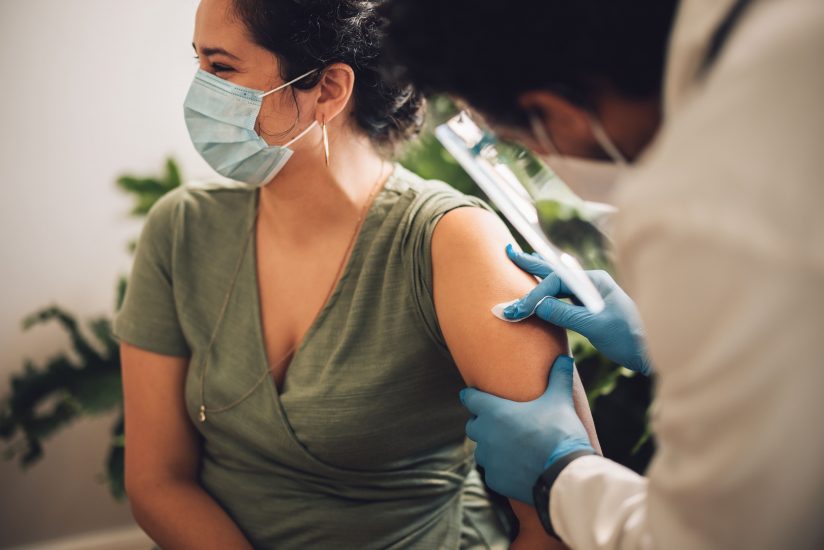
[549,0,824,548]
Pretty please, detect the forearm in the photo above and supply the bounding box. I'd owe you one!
[129,479,254,550]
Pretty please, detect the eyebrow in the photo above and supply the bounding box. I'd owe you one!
[191,42,240,61]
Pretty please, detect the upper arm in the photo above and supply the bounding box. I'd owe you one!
[113,189,200,493]
[432,206,596,546]
[121,342,200,495]
[431,206,567,400]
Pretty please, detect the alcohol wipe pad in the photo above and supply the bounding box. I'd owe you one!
[490,296,550,322]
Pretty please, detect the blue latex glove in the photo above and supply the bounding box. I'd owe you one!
[461,355,594,504]
[503,244,653,376]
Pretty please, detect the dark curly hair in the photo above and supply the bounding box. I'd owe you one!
[232,0,425,153]
[380,0,678,129]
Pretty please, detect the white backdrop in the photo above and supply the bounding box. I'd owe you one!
[0,1,220,546]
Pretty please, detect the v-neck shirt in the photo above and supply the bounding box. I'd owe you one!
[112,163,510,549]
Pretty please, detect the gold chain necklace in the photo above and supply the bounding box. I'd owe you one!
[197,162,390,423]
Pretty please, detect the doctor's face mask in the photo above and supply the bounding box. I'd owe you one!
[183,67,319,187]
[528,112,629,205]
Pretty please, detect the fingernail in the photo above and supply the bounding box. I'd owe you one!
[503,303,520,318]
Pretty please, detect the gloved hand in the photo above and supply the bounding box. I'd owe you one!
[503,244,653,376]
[461,355,594,504]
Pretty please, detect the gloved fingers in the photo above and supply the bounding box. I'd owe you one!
[460,387,511,416]
[543,355,576,406]
[506,243,553,278]
[465,416,479,442]
[533,295,591,334]
[473,442,488,469]
[502,273,575,320]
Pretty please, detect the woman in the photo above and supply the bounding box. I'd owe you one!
[114,0,600,548]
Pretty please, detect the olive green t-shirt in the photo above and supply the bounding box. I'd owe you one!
[113,163,510,549]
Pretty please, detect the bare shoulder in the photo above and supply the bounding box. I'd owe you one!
[431,206,568,401]
[432,206,508,259]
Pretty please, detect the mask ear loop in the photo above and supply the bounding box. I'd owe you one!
[258,68,319,98]
[257,68,319,139]
[257,68,321,151]
[528,111,561,155]
[282,120,318,148]
[586,113,628,165]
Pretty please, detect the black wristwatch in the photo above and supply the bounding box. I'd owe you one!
[532,450,597,539]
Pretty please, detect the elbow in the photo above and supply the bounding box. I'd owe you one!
[124,464,154,504]
[126,488,152,532]
[125,475,159,527]
[125,473,184,527]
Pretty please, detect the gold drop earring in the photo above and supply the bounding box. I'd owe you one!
[321,115,330,166]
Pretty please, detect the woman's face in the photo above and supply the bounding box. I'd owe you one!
[192,0,320,147]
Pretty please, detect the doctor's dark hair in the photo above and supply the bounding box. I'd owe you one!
[380,0,679,128]
[232,0,425,153]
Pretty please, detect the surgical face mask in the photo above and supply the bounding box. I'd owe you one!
[528,112,628,204]
[184,68,318,187]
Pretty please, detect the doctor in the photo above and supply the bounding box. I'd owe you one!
[383,0,824,548]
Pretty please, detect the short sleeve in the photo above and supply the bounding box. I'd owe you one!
[112,187,191,357]
[402,184,495,354]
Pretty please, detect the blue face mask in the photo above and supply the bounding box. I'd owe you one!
[183,68,318,187]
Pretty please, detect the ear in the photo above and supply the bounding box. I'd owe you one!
[518,90,591,156]
[315,63,356,124]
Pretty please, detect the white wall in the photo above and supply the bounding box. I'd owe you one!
[0,1,217,546]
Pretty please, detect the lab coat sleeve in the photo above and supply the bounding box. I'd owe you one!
[550,455,650,548]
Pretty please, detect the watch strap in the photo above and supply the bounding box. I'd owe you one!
[532,449,597,539]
